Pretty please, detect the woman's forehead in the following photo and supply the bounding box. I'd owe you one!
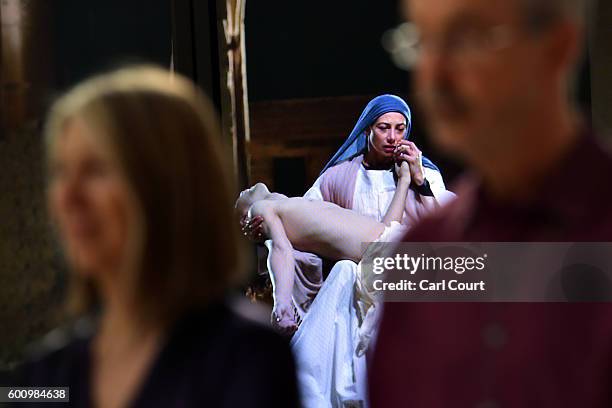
[374,112,406,125]
[52,117,103,157]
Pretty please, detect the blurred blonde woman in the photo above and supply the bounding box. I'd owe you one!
[13,66,299,408]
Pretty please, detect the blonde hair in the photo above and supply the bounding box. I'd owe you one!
[45,66,247,324]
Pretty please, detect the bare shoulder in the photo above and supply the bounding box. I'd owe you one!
[249,199,278,219]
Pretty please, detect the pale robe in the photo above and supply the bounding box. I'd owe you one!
[259,154,454,408]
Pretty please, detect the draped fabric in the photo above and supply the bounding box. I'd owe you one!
[318,154,439,228]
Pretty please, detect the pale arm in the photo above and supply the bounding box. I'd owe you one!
[262,209,298,333]
[381,161,411,226]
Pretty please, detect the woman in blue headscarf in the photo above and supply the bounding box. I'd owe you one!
[304,94,452,220]
[320,94,438,173]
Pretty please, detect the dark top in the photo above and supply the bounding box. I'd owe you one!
[370,134,612,407]
[10,302,300,408]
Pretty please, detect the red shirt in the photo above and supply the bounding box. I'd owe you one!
[370,135,612,407]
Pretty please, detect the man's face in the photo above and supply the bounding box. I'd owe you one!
[405,0,548,157]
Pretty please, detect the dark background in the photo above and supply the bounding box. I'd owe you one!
[53,0,172,91]
[245,0,409,101]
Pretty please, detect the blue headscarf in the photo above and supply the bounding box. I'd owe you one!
[320,94,439,175]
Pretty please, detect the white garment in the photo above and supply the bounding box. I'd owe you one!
[294,164,452,408]
[291,223,409,408]
[304,165,452,221]
[354,221,409,357]
[352,167,397,222]
[290,260,367,408]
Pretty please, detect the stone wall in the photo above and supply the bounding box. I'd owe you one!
[0,122,67,370]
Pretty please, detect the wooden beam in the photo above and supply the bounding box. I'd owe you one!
[250,95,377,143]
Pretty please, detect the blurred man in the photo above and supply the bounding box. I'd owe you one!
[370,0,612,407]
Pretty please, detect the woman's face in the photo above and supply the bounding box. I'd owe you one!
[367,112,407,163]
[48,117,135,278]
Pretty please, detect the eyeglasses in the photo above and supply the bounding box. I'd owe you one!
[382,22,519,70]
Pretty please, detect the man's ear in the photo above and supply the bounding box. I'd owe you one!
[545,20,583,78]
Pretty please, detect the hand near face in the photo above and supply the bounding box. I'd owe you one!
[395,140,425,186]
